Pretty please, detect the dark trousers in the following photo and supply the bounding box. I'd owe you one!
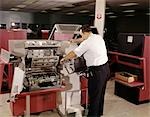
[87,62,110,117]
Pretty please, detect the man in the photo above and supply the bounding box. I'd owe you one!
[60,24,110,117]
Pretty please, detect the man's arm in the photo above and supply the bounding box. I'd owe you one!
[60,51,77,64]
[70,38,84,44]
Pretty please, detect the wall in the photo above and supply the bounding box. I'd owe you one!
[105,15,149,41]
[0,11,148,33]
[32,13,94,30]
[49,14,94,26]
[104,15,149,51]
[0,11,33,28]
[116,15,149,33]
[33,13,50,24]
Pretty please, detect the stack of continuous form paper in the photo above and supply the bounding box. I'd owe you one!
[115,72,138,83]
[59,42,84,117]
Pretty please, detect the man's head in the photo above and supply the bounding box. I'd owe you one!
[80,24,92,40]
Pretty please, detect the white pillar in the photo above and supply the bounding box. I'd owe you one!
[94,0,106,37]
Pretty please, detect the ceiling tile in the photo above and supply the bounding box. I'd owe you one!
[0,0,148,15]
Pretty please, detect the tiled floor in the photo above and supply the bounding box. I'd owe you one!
[0,80,150,117]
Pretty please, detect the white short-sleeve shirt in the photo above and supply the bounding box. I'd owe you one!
[74,33,108,67]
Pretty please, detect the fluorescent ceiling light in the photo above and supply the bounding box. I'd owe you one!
[11,22,15,26]
[10,8,19,11]
[41,10,47,13]
[106,12,114,15]
[105,7,109,10]
[23,0,38,4]
[125,15,134,16]
[79,10,89,13]
[16,5,26,8]
[53,0,88,3]
[51,8,61,10]
[120,3,138,7]
[66,12,75,15]
[64,4,74,7]
[123,10,135,13]
[89,14,94,16]
[146,13,150,15]
[109,16,117,18]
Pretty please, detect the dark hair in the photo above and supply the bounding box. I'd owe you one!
[81,24,92,33]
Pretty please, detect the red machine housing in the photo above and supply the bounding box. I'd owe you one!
[10,76,88,116]
[10,88,63,116]
[0,59,13,93]
[0,29,27,93]
[0,63,5,93]
[80,75,88,105]
[41,30,49,39]
[109,35,150,104]
[0,29,27,50]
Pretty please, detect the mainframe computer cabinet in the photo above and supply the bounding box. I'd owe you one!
[109,35,150,104]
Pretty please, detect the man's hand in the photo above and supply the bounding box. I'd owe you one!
[69,38,84,44]
[69,39,75,43]
[60,58,66,64]
[60,51,77,64]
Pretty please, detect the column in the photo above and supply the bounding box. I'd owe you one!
[94,0,106,37]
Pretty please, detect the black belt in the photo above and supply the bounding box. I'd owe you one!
[88,62,108,71]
